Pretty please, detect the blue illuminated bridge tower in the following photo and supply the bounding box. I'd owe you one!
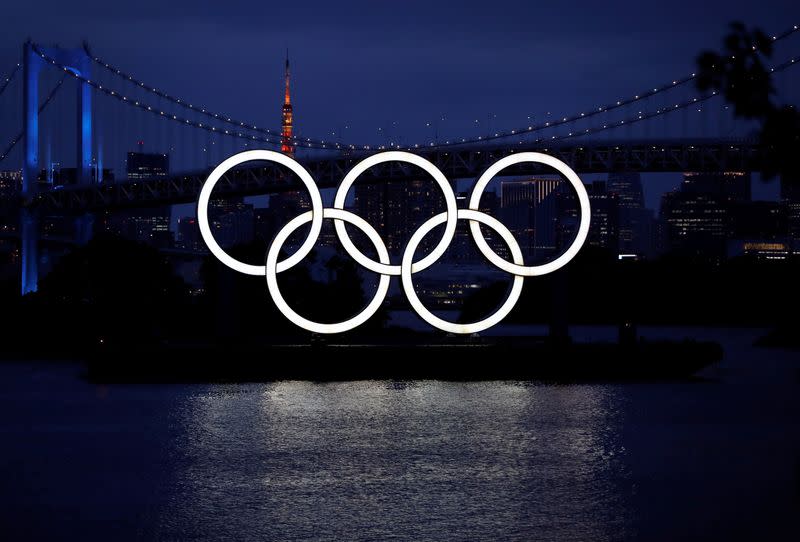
[21,41,93,294]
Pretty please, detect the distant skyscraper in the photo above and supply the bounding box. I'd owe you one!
[350,177,449,260]
[207,198,255,248]
[98,146,171,247]
[0,172,19,278]
[0,170,21,193]
[555,181,619,253]
[500,177,561,261]
[584,181,620,251]
[661,171,751,258]
[0,171,21,243]
[281,51,294,157]
[607,172,644,209]
[607,172,654,258]
[780,176,800,249]
[176,217,204,251]
[660,190,726,257]
[681,171,751,201]
[126,143,169,180]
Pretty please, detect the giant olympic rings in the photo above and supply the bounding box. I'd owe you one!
[197,150,591,334]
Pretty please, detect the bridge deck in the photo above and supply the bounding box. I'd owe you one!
[25,139,763,214]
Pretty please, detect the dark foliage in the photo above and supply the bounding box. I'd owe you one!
[13,234,191,350]
[479,246,800,327]
[696,22,800,181]
[198,240,388,341]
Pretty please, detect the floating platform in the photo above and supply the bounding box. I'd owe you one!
[86,337,723,383]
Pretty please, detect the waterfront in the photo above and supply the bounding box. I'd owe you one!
[0,328,798,541]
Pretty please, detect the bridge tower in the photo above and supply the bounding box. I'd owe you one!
[21,41,93,294]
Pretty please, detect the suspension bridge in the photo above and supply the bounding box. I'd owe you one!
[0,23,798,294]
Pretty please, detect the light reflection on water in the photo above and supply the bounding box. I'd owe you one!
[1,328,798,541]
[160,381,631,541]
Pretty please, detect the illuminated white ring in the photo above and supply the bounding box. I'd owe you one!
[197,150,324,276]
[401,209,524,334]
[468,152,591,276]
[266,208,391,334]
[332,151,458,276]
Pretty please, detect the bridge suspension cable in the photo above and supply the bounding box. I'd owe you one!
[75,22,800,153]
[23,21,800,158]
[83,44,346,151]
[0,74,65,163]
[417,23,800,150]
[511,54,800,147]
[33,44,370,154]
[0,62,20,97]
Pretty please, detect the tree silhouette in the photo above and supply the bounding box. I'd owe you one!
[696,22,800,181]
[30,234,189,344]
[199,241,388,340]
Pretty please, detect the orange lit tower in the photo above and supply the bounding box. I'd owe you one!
[281,50,294,156]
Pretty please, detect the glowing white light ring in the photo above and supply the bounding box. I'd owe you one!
[332,151,458,276]
[468,152,591,276]
[197,150,323,276]
[400,209,524,334]
[266,208,391,334]
[199,150,592,334]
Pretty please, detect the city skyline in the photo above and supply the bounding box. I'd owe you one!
[1,6,800,541]
[0,5,798,298]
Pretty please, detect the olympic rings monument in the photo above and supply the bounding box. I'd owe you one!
[197,150,591,336]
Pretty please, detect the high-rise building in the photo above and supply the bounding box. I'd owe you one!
[607,172,645,208]
[0,170,21,196]
[499,177,562,261]
[98,147,171,247]
[176,217,204,251]
[660,190,727,256]
[0,171,21,245]
[126,144,169,180]
[443,191,508,264]
[207,198,255,248]
[780,176,800,249]
[661,171,751,258]
[556,181,619,252]
[98,207,172,248]
[353,178,443,257]
[607,172,654,258]
[585,181,620,251]
[353,181,387,237]
[681,171,751,201]
[281,51,294,157]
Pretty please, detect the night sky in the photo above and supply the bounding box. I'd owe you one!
[2,0,799,208]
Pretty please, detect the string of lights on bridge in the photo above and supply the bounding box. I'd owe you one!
[410,23,800,150]
[533,53,799,147]
[85,46,322,147]
[0,62,20,97]
[68,22,800,153]
[29,45,800,158]
[1,22,798,164]
[0,75,65,162]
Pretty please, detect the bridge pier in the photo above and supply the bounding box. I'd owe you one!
[20,209,38,296]
[20,41,92,294]
[74,214,94,245]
